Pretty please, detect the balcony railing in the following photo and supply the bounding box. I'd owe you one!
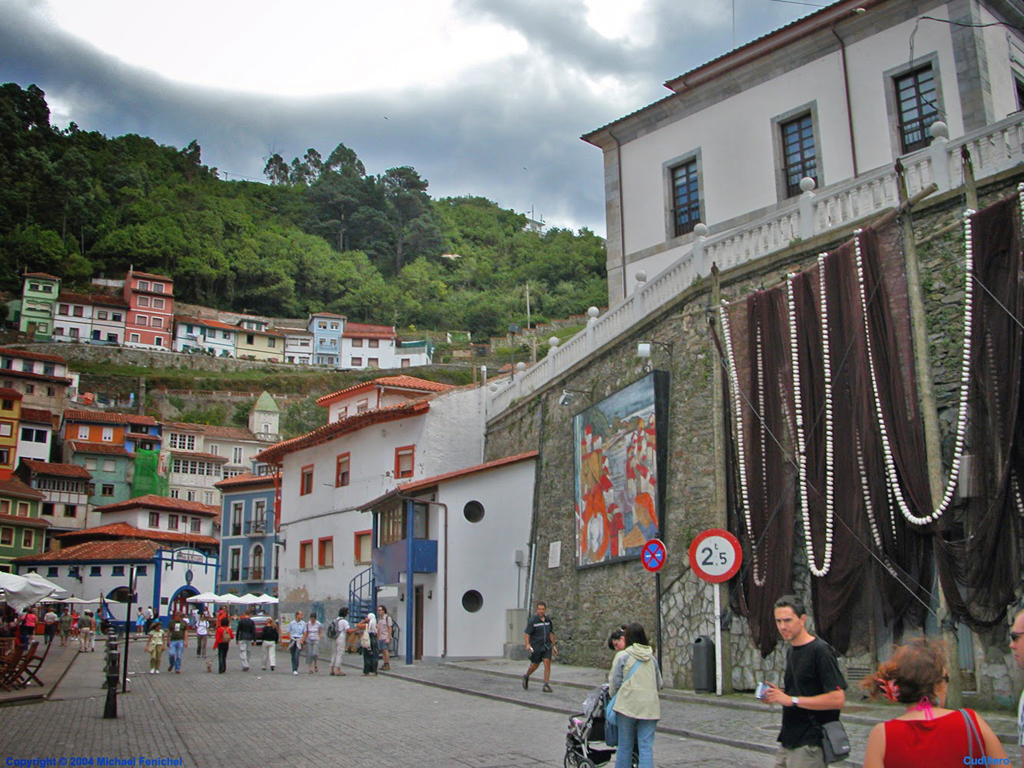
[485,113,1024,420]
[243,520,269,536]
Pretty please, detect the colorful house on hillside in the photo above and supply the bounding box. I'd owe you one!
[0,475,47,572]
[0,347,75,411]
[214,472,279,597]
[68,442,134,511]
[19,272,60,340]
[234,317,285,362]
[16,459,92,550]
[62,409,158,449]
[309,312,345,367]
[53,291,130,345]
[316,375,452,423]
[173,315,237,357]
[0,389,22,475]
[123,269,174,350]
[17,407,55,463]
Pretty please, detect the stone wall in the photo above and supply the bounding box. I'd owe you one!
[18,341,307,373]
[484,170,1024,707]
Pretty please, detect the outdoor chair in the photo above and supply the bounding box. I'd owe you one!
[0,637,14,658]
[0,640,37,691]
[0,642,25,689]
[18,638,50,687]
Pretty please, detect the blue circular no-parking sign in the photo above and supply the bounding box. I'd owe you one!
[642,538,667,572]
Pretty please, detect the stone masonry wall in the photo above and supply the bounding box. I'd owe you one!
[484,170,1024,707]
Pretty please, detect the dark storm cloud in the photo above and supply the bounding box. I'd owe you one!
[0,0,812,233]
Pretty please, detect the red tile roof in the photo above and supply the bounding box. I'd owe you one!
[161,422,258,441]
[257,400,431,464]
[20,460,92,479]
[310,311,346,318]
[0,387,23,399]
[174,315,239,332]
[0,347,66,364]
[360,452,539,510]
[95,494,220,517]
[24,272,60,280]
[125,431,159,441]
[20,408,54,424]
[316,375,453,406]
[0,512,49,528]
[214,473,276,490]
[64,410,157,426]
[66,441,131,457]
[129,270,172,282]
[56,291,127,308]
[342,322,396,339]
[0,476,45,500]
[56,522,218,547]
[13,539,161,563]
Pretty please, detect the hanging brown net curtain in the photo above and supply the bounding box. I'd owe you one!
[720,191,1024,657]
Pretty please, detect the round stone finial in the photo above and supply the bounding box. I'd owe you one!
[489,383,498,392]
[929,121,949,140]
[693,223,709,237]
[587,306,600,319]
[516,362,526,372]
[635,270,648,283]
[799,177,816,193]
[549,336,560,348]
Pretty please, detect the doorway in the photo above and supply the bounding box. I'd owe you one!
[414,585,424,660]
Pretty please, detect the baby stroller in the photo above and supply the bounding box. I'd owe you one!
[564,683,638,767]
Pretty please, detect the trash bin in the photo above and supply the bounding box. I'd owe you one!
[693,635,715,693]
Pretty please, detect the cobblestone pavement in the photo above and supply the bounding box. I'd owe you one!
[2,644,775,768]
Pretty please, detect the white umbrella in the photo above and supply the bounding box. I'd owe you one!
[254,594,279,604]
[238,593,262,604]
[215,594,244,604]
[186,592,219,604]
[58,597,101,604]
[0,571,61,611]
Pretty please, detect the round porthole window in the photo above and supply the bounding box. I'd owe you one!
[462,590,483,612]
[463,500,485,523]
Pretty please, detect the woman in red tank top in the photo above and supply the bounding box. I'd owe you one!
[861,638,1006,767]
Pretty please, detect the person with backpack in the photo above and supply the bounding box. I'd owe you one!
[377,605,394,671]
[329,607,350,677]
[214,616,234,674]
[608,622,662,768]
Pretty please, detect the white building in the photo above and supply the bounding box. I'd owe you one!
[316,375,455,423]
[17,407,55,463]
[15,459,93,548]
[88,496,220,551]
[256,383,486,611]
[172,316,238,357]
[52,292,94,343]
[582,0,1024,303]
[341,322,432,370]
[283,329,314,365]
[163,417,279,507]
[361,452,537,661]
[14,540,217,625]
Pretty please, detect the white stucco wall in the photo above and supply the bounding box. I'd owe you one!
[401,460,535,660]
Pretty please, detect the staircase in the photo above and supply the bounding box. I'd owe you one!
[348,567,375,623]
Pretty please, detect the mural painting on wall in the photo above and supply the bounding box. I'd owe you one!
[573,371,669,568]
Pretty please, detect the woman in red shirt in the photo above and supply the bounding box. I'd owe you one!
[861,638,1006,767]
[214,617,234,675]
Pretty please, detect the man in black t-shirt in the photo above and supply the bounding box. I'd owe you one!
[763,595,846,767]
[522,601,557,693]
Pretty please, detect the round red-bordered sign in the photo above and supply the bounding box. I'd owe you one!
[641,538,667,573]
[688,528,742,583]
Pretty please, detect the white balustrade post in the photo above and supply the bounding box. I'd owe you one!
[633,272,647,322]
[798,177,816,240]
[929,121,950,192]
[693,223,709,276]
[586,306,599,351]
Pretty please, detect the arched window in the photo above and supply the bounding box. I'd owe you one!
[251,544,264,581]
[106,586,135,603]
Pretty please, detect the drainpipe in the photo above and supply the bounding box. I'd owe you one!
[831,22,859,177]
[609,130,628,302]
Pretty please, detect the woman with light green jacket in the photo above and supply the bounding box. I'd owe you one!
[608,622,662,768]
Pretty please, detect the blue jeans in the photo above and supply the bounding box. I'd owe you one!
[614,715,655,768]
[168,640,184,671]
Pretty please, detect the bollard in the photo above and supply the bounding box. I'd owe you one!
[103,626,119,718]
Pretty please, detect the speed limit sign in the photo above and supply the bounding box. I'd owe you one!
[688,528,742,583]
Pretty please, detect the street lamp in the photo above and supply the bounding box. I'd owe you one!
[508,324,520,380]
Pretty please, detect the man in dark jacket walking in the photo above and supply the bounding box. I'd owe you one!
[236,612,256,672]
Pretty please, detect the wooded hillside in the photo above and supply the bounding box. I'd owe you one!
[0,83,606,339]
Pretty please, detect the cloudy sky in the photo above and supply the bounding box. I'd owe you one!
[1,0,814,234]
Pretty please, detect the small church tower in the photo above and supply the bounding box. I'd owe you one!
[250,391,280,442]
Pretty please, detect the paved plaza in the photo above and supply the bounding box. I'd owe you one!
[1,640,1020,767]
